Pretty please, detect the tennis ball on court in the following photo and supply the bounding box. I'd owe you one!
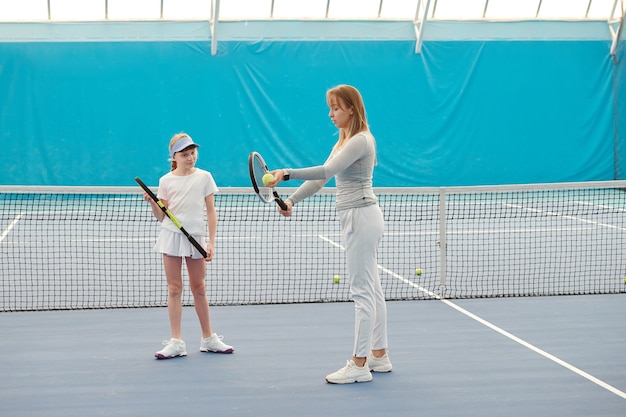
[333,275,341,284]
[262,173,275,186]
[415,268,423,276]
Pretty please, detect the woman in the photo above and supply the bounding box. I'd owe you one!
[269,85,391,384]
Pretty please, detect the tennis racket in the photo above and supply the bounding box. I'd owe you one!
[248,151,288,210]
[134,176,208,259]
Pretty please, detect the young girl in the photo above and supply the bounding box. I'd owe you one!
[268,85,391,383]
[144,133,234,359]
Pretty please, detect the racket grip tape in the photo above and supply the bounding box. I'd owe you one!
[273,192,288,210]
[277,199,288,210]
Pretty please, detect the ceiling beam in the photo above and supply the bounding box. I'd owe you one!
[414,0,431,54]
[609,0,625,56]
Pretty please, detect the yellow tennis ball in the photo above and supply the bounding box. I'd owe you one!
[333,275,341,284]
[415,268,423,276]
[623,276,626,285]
[262,173,274,186]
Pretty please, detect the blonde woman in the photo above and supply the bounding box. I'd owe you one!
[269,85,391,383]
[144,133,234,359]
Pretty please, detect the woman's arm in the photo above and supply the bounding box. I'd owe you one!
[283,133,369,182]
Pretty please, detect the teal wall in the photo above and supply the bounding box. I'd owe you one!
[0,26,618,187]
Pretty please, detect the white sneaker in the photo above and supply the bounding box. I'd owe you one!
[325,360,373,384]
[368,353,393,372]
[155,338,187,359]
[200,333,234,354]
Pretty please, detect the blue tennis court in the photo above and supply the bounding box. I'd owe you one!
[1,295,624,417]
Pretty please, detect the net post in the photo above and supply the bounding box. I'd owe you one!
[438,188,447,294]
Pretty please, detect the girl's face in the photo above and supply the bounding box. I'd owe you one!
[328,96,353,130]
[173,147,198,169]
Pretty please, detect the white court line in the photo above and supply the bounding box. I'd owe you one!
[506,203,626,232]
[318,234,626,401]
[0,214,23,243]
[576,200,626,213]
[1,237,155,245]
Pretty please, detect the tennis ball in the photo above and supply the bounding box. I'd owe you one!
[415,268,423,276]
[623,276,626,285]
[333,275,341,284]
[262,173,275,186]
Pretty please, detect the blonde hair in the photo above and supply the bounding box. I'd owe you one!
[326,85,374,161]
[169,133,191,171]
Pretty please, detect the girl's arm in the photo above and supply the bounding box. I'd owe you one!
[205,194,217,261]
[144,193,166,222]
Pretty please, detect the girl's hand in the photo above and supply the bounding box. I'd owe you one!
[204,242,214,262]
[143,192,158,207]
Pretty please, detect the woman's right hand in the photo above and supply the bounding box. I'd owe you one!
[278,199,293,217]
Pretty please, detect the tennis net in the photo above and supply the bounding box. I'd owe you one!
[1,181,625,311]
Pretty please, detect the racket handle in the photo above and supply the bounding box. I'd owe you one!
[274,192,288,210]
[179,227,208,259]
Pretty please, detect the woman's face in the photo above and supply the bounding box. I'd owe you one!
[328,96,353,130]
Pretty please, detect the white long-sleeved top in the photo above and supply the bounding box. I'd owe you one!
[286,131,377,211]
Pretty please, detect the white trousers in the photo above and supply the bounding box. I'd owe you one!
[338,204,387,358]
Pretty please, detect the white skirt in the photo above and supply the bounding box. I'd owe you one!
[154,228,207,259]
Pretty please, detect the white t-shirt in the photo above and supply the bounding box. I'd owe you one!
[157,169,218,236]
